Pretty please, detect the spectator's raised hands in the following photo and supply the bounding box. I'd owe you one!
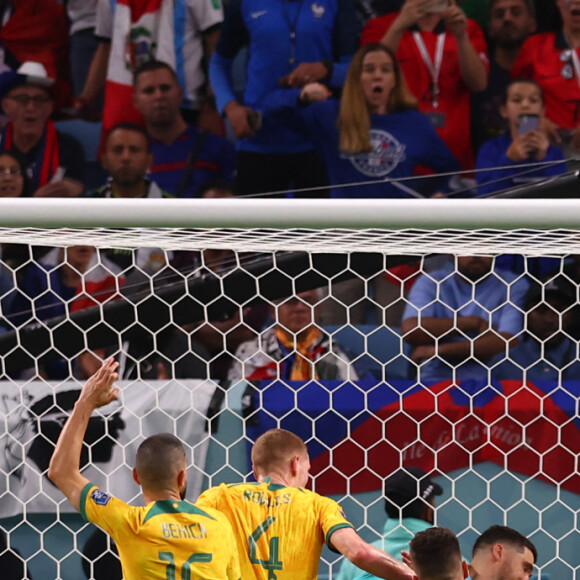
[396,0,440,29]
[443,1,468,39]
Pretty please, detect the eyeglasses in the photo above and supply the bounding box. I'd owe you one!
[0,168,22,177]
[6,94,51,106]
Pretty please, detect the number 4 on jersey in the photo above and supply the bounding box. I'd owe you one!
[249,516,283,579]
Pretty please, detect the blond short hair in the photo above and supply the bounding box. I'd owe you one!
[251,429,308,472]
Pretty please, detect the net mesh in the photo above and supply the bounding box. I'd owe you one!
[0,224,577,579]
[1,226,580,254]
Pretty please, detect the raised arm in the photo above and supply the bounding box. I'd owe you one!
[444,3,488,92]
[330,527,416,580]
[48,358,120,511]
[77,42,111,109]
[378,0,433,53]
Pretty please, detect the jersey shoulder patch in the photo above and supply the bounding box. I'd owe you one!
[90,489,112,506]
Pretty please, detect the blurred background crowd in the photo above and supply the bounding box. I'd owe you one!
[0,0,578,386]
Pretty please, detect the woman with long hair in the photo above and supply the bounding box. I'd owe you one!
[264,43,459,198]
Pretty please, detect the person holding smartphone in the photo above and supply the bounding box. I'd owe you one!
[475,78,567,196]
[511,0,580,155]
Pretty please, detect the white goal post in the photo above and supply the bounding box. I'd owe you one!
[0,197,578,580]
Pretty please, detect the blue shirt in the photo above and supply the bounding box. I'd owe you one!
[339,518,432,580]
[7,262,77,379]
[262,97,459,197]
[148,126,236,198]
[490,336,580,382]
[210,0,357,154]
[475,131,567,197]
[402,262,529,382]
[8,263,76,327]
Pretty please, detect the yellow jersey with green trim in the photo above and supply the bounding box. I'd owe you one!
[80,483,241,580]
[196,480,353,580]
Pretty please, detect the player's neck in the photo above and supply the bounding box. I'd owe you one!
[142,488,183,504]
[257,473,294,487]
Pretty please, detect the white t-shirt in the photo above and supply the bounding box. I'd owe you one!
[67,0,98,35]
[96,0,223,109]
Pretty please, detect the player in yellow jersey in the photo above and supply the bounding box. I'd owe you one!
[197,428,415,580]
[48,358,241,580]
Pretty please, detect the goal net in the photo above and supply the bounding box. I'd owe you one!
[0,198,578,580]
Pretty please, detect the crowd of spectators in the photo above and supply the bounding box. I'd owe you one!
[0,0,575,203]
[0,0,577,387]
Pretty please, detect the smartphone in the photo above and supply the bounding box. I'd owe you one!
[518,114,539,136]
[427,0,449,13]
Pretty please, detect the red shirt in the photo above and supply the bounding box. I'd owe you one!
[361,14,489,170]
[512,32,580,129]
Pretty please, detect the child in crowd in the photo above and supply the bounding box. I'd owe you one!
[475,79,567,196]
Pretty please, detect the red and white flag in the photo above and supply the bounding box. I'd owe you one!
[70,253,126,312]
[103,0,176,138]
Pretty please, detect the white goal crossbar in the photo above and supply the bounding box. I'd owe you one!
[0,198,577,229]
[0,198,580,256]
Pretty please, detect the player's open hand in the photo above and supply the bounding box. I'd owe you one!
[80,357,120,409]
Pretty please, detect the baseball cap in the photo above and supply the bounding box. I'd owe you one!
[0,61,55,101]
[385,467,443,507]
